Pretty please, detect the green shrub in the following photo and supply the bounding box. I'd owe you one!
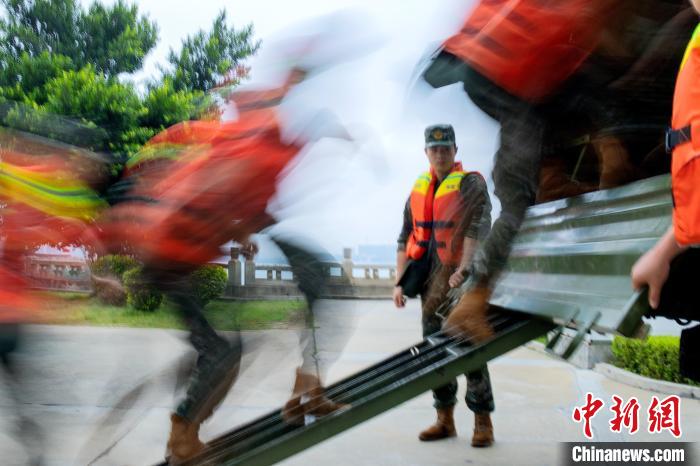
[123,267,163,312]
[91,254,140,278]
[90,254,140,305]
[190,265,227,306]
[611,336,698,386]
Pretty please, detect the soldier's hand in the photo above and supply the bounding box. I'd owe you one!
[393,286,406,308]
[448,269,465,288]
[631,248,669,310]
[631,227,682,309]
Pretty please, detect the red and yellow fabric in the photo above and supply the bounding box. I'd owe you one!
[0,159,105,222]
[124,83,290,181]
[0,146,106,323]
[125,120,222,180]
[406,162,469,267]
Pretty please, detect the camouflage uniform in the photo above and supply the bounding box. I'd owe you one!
[398,149,495,413]
[459,65,545,288]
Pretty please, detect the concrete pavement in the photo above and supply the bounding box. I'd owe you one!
[0,299,697,466]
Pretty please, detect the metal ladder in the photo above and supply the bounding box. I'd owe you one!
[162,310,554,466]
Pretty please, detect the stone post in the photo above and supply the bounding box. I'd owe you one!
[245,256,256,286]
[342,247,353,282]
[228,247,241,287]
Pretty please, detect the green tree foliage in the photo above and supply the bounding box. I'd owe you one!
[79,1,158,76]
[0,0,157,77]
[0,0,160,155]
[91,254,140,280]
[43,66,153,154]
[141,78,202,130]
[0,0,82,64]
[0,51,73,104]
[0,1,258,157]
[165,10,260,92]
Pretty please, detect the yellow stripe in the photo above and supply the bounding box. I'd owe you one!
[435,171,467,198]
[680,23,700,72]
[126,142,188,168]
[0,162,106,220]
[412,171,432,195]
[444,170,467,181]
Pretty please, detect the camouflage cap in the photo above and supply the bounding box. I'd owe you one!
[424,124,456,147]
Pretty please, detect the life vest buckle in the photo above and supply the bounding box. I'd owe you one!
[666,125,691,154]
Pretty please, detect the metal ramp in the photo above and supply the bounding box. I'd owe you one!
[490,174,673,358]
[161,311,553,466]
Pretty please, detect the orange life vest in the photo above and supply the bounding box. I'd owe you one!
[442,0,612,101]
[97,82,301,270]
[124,85,288,181]
[406,163,471,267]
[671,24,700,246]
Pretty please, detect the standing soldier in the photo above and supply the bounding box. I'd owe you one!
[393,124,494,447]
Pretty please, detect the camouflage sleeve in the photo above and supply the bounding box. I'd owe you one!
[460,173,492,240]
[397,196,413,251]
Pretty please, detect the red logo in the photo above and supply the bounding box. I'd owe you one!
[648,395,681,438]
[572,394,682,438]
[572,392,604,439]
[609,395,640,434]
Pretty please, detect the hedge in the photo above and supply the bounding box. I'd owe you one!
[611,335,698,386]
[90,256,226,310]
[190,264,227,306]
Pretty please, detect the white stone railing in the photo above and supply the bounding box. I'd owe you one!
[226,247,396,299]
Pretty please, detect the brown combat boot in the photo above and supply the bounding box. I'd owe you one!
[418,406,457,441]
[166,413,206,464]
[443,287,494,343]
[282,368,348,425]
[593,135,638,189]
[471,413,494,447]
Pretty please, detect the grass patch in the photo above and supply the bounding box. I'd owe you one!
[204,300,308,330]
[43,294,307,331]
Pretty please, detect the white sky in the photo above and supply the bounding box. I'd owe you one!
[81,0,500,256]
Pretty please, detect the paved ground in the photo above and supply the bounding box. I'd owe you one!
[0,299,697,466]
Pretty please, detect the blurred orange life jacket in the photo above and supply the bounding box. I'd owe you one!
[98,82,302,270]
[443,0,612,101]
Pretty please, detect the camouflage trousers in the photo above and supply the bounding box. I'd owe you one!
[158,235,348,422]
[146,270,242,424]
[422,313,495,413]
[461,65,544,287]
